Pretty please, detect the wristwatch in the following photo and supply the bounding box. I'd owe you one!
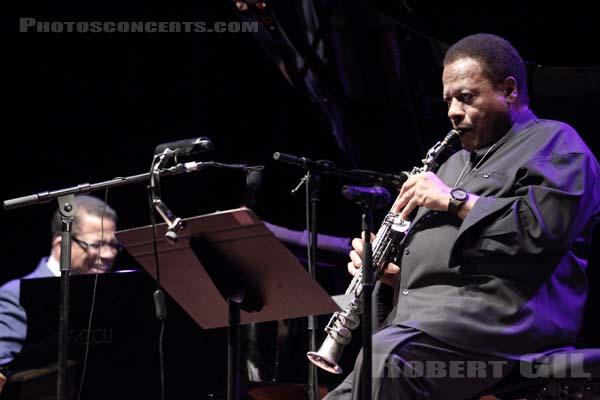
[448,187,469,215]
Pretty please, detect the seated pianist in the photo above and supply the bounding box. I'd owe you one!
[0,195,119,393]
[0,196,356,398]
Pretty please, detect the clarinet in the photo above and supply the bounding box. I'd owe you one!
[307,129,462,374]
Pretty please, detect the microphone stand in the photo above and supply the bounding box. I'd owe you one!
[290,167,322,400]
[341,186,391,400]
[273,152,401,400]
[278,154,346,400]
[359,204,374,400]
[305,169,320,400]
[57,195,76,400]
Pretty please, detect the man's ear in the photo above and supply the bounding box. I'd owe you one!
[52,235,61,247]
[51,235,62,257]
[502,76,518,103]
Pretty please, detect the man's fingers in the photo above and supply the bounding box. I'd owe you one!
[349,237,400,278]
[351,237,363,253]
[360,232,376,241]
[398,176,416,198]
[0,372,6,395]
[393,188,415,214]
[347,248,362,277]
[385,263,401,275]
[400,196,419,220]
[349,250,362,268]
[347,261,359,276]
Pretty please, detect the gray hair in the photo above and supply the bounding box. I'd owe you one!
[51,195,118,239]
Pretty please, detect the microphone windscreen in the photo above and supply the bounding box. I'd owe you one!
[246,170,262,190]
[154,137,214,157]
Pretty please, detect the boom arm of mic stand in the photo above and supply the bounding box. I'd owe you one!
[273,152,408,188]
[3,161,264,210]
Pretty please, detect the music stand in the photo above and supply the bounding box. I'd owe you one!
[116,207,339,400]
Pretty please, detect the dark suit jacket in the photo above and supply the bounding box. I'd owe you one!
[0,258,53,365]
[390,110,600,359]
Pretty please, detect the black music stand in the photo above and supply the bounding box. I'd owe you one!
[116,207,340,400]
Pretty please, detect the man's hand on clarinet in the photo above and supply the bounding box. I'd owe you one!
[394,172,478,220]
[347,236,400,286]
[393,172,452,219]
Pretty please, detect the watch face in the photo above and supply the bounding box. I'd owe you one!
[451,188,468,201]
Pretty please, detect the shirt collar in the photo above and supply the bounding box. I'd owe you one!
[470,108,537,164]
[46,255,61,277]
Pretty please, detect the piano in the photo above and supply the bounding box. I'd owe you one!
[9,219,357,399]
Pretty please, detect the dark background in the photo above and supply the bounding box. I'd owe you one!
[3,0,600,395]
[4,0,599,280]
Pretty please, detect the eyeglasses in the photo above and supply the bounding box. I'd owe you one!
[72,236,123,253]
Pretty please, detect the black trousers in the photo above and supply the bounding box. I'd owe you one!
[324,325,518,400]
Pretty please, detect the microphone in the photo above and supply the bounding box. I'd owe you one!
[154,137,214,158]
[351,169,409,189]
[153,198,184,245]
[246,169,262,191]
[242,169,262,208]
[273,152,335,171]
[342,185,391,210]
